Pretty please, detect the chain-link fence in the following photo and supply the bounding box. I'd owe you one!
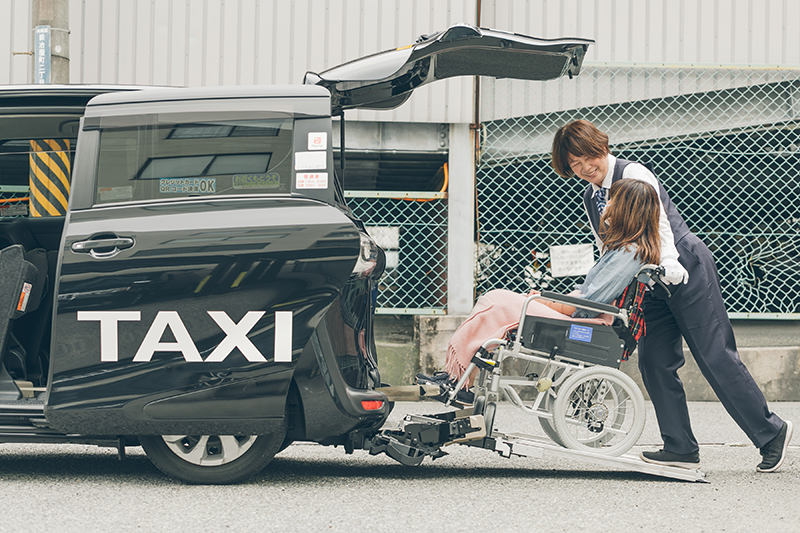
[477,65,800,318]
[0,187,30,217]
[347,192,448,314]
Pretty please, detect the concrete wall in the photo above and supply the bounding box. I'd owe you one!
[374,315,418,388]
[622,320,800,402]
[377,316,800,401]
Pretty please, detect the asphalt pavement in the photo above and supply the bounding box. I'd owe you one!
[0,401,798,532]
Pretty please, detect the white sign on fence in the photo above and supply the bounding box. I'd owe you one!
[549,244,594,278]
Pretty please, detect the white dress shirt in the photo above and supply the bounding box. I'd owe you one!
[586,154,680,263]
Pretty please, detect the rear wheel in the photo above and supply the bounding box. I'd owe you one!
[538,369,566,447]
[539,396,565,447]
[140,421,286,484]
[552,367,645,456]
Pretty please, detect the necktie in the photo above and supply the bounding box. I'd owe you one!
[595,187,608,215]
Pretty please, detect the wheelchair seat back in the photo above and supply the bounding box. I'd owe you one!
[519,316,623,368]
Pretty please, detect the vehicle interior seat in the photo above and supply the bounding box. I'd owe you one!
[0,216,63,388]
[8,248,55,386]
[0,244,40,400]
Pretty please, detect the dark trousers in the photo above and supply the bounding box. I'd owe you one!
[638,233,783,454]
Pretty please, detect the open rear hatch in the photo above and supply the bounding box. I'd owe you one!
[304,23,592,113]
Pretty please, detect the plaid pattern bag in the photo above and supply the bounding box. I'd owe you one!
[618,281,647,361]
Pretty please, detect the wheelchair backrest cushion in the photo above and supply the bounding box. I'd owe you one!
[519,316,623,368]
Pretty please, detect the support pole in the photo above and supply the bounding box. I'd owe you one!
[447,123,476,315]
[32,0,69,84]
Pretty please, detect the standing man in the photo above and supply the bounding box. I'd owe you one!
[550,119,792,472]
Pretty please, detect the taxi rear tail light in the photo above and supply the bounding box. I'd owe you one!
[361,400,384,411]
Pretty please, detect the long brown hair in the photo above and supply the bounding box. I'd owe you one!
[600,179,661,264]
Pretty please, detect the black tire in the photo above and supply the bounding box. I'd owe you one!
[139,421,286,485]
[473,395,486,417]
[483,401,497,436]
[539,415,565,447]
[537,368,567,447]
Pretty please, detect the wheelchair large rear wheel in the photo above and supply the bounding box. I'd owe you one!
[552,367,645,456]
[539,392,565,447]
[538,368,568,447]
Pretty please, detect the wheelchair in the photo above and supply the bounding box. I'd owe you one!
[367,266,708,481]
[440,264,670,457]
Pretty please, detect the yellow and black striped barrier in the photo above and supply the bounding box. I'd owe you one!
[29,139,71,217]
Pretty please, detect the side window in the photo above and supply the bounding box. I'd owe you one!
[0,137,76,218]
[95,119,293,205]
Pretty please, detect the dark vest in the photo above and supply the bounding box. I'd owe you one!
[582,158,691,243]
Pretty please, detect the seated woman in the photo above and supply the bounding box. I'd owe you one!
[433,178,662,388]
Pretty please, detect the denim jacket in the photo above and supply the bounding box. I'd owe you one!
[571,246,643,319]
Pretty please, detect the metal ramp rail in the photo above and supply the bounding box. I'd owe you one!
[490,431,706,482]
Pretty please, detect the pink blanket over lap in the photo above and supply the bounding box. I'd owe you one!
[444,289,613,381]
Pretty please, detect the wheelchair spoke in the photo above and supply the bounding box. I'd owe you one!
[552,368,646,456]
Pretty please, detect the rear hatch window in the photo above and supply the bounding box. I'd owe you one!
[95,119,293,205]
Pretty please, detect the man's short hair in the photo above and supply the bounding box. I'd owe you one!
[551,120,610,177]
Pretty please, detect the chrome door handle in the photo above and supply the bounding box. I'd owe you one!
[71,237,135,258]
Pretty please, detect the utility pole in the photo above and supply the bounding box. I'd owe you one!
[32,0,69,84]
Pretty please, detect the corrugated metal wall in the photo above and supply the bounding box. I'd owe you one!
[0,0,477,124]
[73,0,479,123]
[0,0,33,84]
[482,0,799,64]
[2,1,797,122]
[479,0,800,121]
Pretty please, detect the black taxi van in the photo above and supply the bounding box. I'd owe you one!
[0,24,591,484]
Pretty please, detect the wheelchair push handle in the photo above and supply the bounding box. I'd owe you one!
[636,264,672,299]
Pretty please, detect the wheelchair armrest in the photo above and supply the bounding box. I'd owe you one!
[539,290,620,315]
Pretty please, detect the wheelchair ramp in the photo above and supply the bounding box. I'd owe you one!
[491,431,707,482]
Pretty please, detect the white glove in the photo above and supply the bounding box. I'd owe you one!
[660,258,689,285]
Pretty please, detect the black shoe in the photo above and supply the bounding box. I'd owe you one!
[415,371,450,385]
[639,449,700,469]
[455,388,474,404]
[757,420,793,473]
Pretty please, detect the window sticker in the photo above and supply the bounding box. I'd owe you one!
[98,186,134,202]
[232,173,281,189]
[159,178,216,194]
[294,151,327,171]
[568,324,594,343]
[295,172,328,189]
[308,132,327,150]
[0,202,29,217]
